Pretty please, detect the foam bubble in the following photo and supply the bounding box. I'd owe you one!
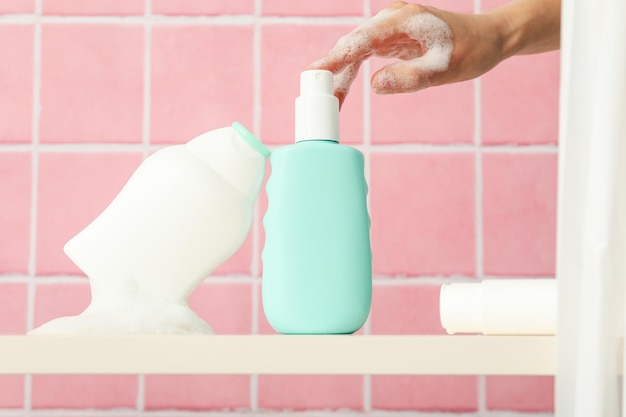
[314,7,453,97]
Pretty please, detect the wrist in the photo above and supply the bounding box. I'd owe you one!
[487,6,524,59]
[485,0,561,57]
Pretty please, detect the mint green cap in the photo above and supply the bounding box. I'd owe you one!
[232,121,270,158]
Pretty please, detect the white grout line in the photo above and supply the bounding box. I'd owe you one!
[0,411,554,417]
[23,0,43,413]
[0,274,556,283]
[23,372,32,417]
[372,276,476,284]
[136,373,146,414]
[135,0,152,412]
[250,0,262,281]
[0,142,559,152]
[472,0,489,412]
[361,3,373,412]
[141,0,152,159]
[0,14,367,25]
[250,0,262,410]
[474,79,484,278]
[249,282,259,412]
[251,8,261,416]
[0,143,160,152]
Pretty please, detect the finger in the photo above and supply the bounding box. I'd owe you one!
[371,60,434,94]
[307,31,374,75]
[334,60,363,109]
[371,40,453,94]
[307,4,406,73]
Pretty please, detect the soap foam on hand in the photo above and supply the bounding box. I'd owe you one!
[310,5,453,100]
[29,122,269,336]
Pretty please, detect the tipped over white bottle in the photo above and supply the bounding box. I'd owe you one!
[439,279,557,335]
[30,122,270,335]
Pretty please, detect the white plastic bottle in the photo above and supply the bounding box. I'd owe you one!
[30,122,269,335]
[439,279,557,335]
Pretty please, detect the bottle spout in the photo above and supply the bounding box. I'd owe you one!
[295,70,340,143]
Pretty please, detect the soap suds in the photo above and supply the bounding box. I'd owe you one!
[311,6,453,99]
[29,303,214,335]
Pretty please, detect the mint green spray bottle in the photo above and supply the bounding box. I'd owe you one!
[262,70,372,334]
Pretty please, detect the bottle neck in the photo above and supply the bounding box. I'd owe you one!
[296,138,339,144]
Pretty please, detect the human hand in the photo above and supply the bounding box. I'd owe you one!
[307,1,505,108]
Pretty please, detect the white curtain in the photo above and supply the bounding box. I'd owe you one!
[556,0,626,415]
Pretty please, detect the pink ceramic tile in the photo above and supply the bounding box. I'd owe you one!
[372,375,477,410]
[0,0,33,13]
[0,25,33,143]
[370,153,475,276]
[483,153,557,275]
[257,287,275,334]
[32,375,138,409]
[482,52,560,144]
[371,0,473,14]
[0,282,28,334]
[43,0,144,15]
[33,282,90,327]
[36,152,142,274]
[145,375,249,410]
[151,25,253,144]
[0,375,24,408]
[370,284,444,334]
[212,232,253,276]
[0,153,31,273]
[261,25,363,145]
[152,0,253,15]
[40,24,143,143]
[487,376,554,411]
[258,375,363,410]
[370,59,473,144]
[188,281,252,334]
[263,0,362,16]
[34,283,136,408]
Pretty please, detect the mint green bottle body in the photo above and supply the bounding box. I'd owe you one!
[262,140,372,334]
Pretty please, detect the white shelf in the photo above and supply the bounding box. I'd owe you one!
[0,335,555,375]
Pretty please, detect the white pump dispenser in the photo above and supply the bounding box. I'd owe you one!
[295,70,339,143]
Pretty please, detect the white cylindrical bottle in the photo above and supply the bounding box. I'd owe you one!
[31,122,270,335]
[439,279,557,335]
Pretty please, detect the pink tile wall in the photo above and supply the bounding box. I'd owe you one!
[40,24,144,143]
[0,25,33,143]
[151,25,253,144]
[263,0,363,16]
[482,52,560,145]
[370,153,475,276]
[0,0,33,14]
[371,61,474,144]
[483,153,557,275]
[0,153,31,273]
[0,0,559,414]
[42,0,144,15]
[152,0,254,16]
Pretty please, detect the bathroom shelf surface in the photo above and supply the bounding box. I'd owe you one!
[0,335,555,375]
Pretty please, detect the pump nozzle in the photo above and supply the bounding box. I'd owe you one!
[295,70,339,143]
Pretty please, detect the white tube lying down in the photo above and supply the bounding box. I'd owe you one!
[440,279,557,335]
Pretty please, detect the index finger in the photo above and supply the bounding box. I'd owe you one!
[307,30,374,74]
